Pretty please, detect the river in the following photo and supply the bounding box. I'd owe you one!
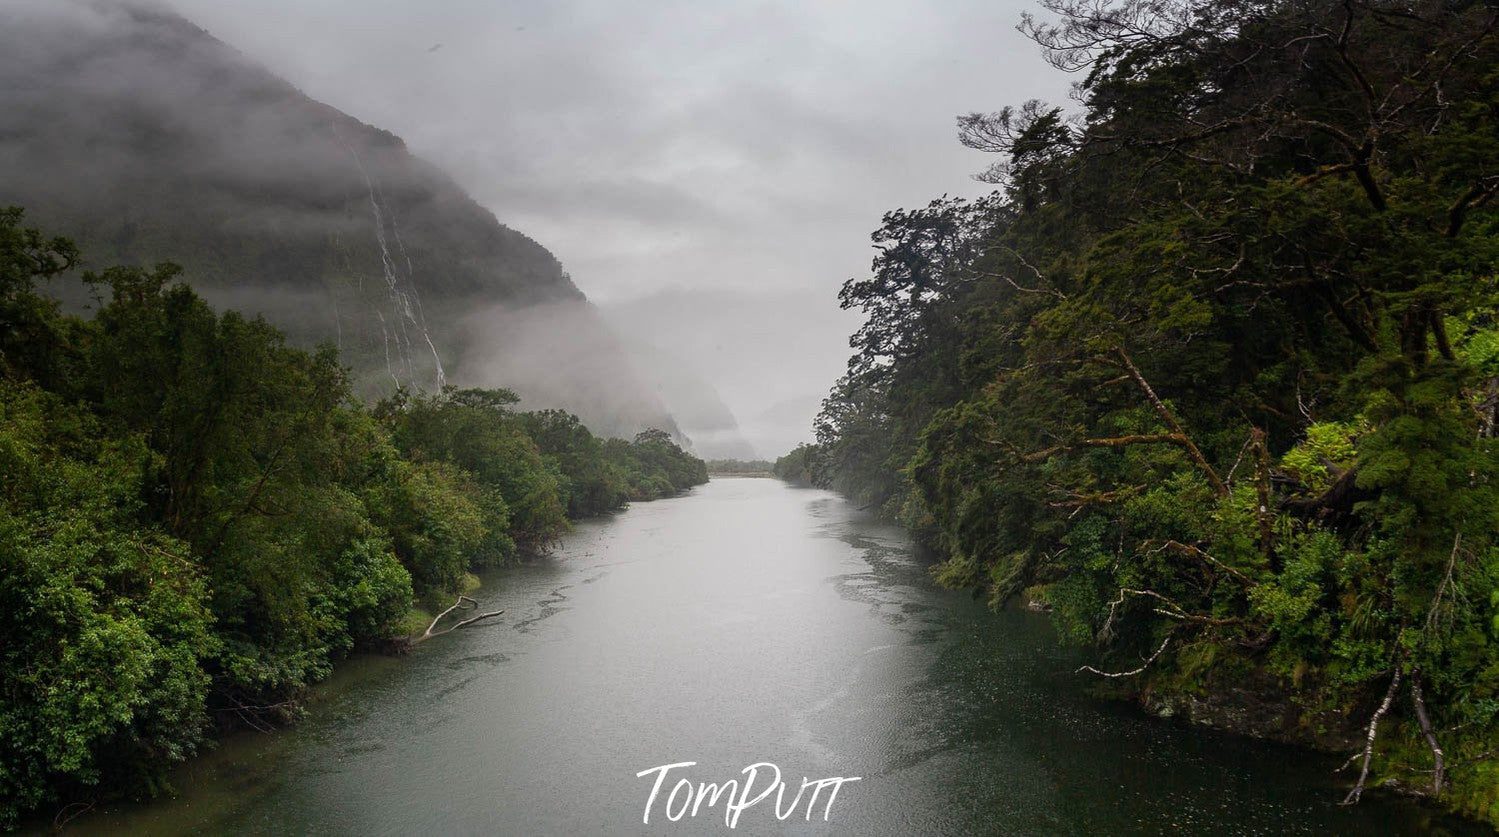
[69,478,1475,835]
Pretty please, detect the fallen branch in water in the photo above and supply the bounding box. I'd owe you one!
[211,696,298,732]
[52,799,95,831]
[412,595,504,644]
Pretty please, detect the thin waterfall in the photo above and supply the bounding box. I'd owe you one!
[360,155,415,379]
[331,122,449,389]
[377,180,447,387]
[374,309,399,388]
[337,126,407,382]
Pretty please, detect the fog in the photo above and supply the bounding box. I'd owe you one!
[1,0,685,442]
[0,0,1070,457]
[157,0,1072,457]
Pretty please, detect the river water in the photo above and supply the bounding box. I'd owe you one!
[70,478,1474,835]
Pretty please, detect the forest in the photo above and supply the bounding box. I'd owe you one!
[704,459,775,474]
[0,208,707,826]
[781,0,1499,822]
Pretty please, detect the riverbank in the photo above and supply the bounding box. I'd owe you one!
[777,0,1499,830]
[0,210,719,830]
[44,479,1478,834]
[1015,574,1499,826]
[892,497,1498,828]
[1131,649,1499,826]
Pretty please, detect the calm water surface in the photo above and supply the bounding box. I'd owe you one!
[69,478,1475,835]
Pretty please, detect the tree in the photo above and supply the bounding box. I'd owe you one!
[813,0,1499,818]
[0,385,214,826]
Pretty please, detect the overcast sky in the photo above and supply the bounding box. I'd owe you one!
[167,0,1071,457]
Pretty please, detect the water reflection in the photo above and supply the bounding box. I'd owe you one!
[60,479,1478,836]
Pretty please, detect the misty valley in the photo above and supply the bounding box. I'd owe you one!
[2,0,1498,835]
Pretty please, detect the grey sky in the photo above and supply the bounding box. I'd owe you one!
[167,0,1071,457]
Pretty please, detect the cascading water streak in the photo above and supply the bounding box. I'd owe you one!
[380,184,447,388]
[331,123,448,389]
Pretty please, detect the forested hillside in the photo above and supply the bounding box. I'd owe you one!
[788,0,1499,821]
[0,0,683,440]
[0,210,706,826]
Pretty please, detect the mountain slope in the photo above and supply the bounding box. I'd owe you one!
[0,0,679,440]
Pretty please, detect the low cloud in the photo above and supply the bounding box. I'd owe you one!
[13,0,1072,454]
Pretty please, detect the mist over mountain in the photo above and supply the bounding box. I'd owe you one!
[0,0,689,441]
[608,337,759,460]
[602,288,859,457]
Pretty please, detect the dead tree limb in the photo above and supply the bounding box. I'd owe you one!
[1002,349,1231,496]
[1115,587,1244,627]
[972,244,1068,300]
[1409,668,1446,796]
[211,696,297,727]
[1343,664,1403,806]
[1078,634,1173,678]
[1333,750,1363,774]
[1012,433,1183,462]
[1013,435,1226,485]
[423,595,476,634]
[448,609,505,632]
[1425,533,1462,636]
[1148,540,1259,587]
[1251,427,1278,572]
[413,595,504,644]
[1098,587,1246,645]
[1446,175,1499,238]
[1223,432,1255,486]
[1047,485,1147,510]
[52,800,96,831]
[1113,347,1229,497]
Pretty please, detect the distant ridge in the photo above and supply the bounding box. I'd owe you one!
[0,0,685,441]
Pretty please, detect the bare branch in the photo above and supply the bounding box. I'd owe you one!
[1077,634,1173,678]
[1098,588,1246,644]
[1410,669,1446,795]
[1252,428,1276,571]
[1343,664,1402,806]
[1446,176,1499,238]
[52,800,96,831]
[1115,347,1228,496]
[414,595,505,644]
[1147,539,1259,587]
[1425,533,1462,637]
[1048,484,1147,509]
[1222,432,1255,486]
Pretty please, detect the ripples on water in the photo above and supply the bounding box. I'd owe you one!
[61,479,1480,836]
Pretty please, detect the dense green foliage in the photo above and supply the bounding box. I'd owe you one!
[0,208,706,825]
[704,458,774,474]
[0,3,588,399]
[802,0,1499,821]
[772,445,820,485]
